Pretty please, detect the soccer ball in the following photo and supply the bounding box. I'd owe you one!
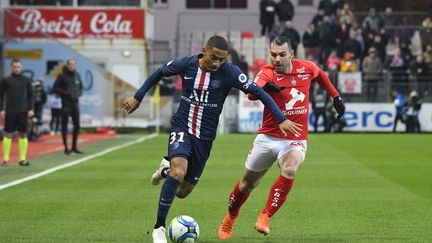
[168,215,200,243]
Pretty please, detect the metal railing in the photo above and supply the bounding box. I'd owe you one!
[331,71,432,103]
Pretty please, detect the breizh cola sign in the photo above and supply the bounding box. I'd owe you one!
[4,8,145,39]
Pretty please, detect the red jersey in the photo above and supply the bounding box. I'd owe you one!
[250,59,339,140]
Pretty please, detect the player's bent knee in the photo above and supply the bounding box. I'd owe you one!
[285,167,297,178]
[169,169,187,181]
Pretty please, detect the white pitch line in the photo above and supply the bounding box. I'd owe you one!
[0,133,158,191]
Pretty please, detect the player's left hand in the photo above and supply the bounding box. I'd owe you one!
[263,82,286,92]
[27,110,34,118]
[123,97,140,114]
[278,119,303,137]
[333,96,345,119]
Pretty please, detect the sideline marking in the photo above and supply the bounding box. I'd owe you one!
[0,133,158,191]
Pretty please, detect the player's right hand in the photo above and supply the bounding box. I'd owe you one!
[278,119,303,137]
[263,82,286,92]
[123,97,140,114]
[0,111,4,120]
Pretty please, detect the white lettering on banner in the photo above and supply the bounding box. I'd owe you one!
[309,103,432,132]
[90,12,132,34]
[16,9,82,37]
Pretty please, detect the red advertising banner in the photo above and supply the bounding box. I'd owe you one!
[4,8,145,39]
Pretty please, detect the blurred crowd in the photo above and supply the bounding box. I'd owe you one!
[260,0,432,102]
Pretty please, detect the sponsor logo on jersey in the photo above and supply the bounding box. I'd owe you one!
[296,67,305,73]
[276,76,285,81]
[238,73,248,83]
[243,78,254,89]
[297,73,310,80]
[210,79,221,88]
[172,141,180,150]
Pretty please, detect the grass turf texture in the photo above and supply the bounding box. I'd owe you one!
[0,133,431,242]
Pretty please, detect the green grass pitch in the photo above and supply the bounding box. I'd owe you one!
[0,133,431,242]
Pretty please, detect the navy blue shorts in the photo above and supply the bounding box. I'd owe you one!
[167,127,213,185]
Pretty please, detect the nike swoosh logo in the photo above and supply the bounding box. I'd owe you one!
[184,76,194,79]
[276,77,285,81]
[194,177,200,180]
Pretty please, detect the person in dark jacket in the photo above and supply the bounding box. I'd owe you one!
[53,58,83,155]
[260,0,277,36]
[276,0,295,24]
[0,59,33,166]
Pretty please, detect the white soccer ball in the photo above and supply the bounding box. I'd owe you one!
[168,215,200,243]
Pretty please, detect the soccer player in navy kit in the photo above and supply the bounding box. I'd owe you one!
[123,36,302,243]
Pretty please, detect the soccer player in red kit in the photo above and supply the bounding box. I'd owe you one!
[218,35,345,239]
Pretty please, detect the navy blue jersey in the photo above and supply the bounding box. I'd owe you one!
[134,54,286,141]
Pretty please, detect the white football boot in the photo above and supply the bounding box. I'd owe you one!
[152,226,167,243]
[151,157,170,185]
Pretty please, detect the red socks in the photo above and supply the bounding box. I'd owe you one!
[228,181,251,217]
[262,175,294,217]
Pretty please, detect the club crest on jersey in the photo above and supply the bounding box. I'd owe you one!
[171,141,180,150]
[290,77,297,86]
[211,80,221,89]
[238,73,248,83]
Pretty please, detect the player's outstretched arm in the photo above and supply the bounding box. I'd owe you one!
[123,97,140,114]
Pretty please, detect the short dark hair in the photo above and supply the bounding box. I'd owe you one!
[66,58,76,64]
[10,58,21,65]
[270,35,292,49]
[205,35,229,51]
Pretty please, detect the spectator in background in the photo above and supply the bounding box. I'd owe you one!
[364,8,382,33]
[342,28,362,62]
[49,91,62,135]
[362,47,383,102]
[335,15,351,46]
[361,21,375,56]
[420,17,432,51]
[312,9,325,28]
[423,44,432,68]
[268,24,281,42]
[392,89,405,133]
[340,52,357,72]
[311,86,329,132]
[333,0,347,14]
[318,0,333,16]
[405,91,422,133]
[409,55,430,92]
[369,34,387,62]
[30,79,47,141]
[320,15,337,62]
[238,55,249,76]
[276,0,295,24]
[303,22,321,61]
[325,50,341,71]
[228,42,240,67]
[382,7,397,43]
[280,20,300,54]
[399,42,413,66]
[53,58,84,155]
[385,47,407,89]
[259,0,277,36]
